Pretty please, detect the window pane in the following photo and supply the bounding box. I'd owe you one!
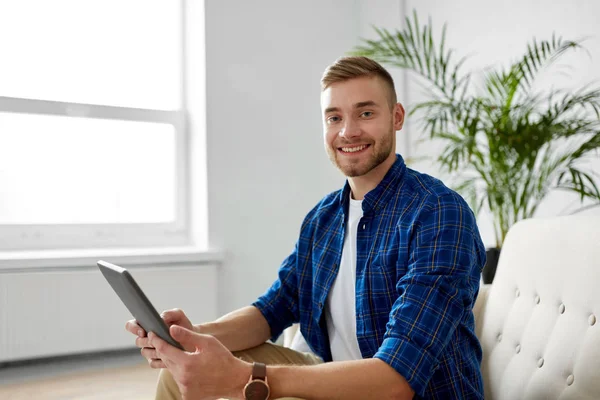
[0,113,176,224]
[0,0,181,110]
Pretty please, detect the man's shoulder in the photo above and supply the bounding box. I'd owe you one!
[303,189,342,223]
[402,167,473,213]
[404,167,452,197]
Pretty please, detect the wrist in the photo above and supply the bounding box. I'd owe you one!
[231,360,253,399]
[194,321,216,335]
[193,323,204,334]
[242,362,271,400]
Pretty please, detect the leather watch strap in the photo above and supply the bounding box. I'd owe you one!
[252,362,267,381]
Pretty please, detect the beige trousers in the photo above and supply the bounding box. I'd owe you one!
[155,343,323,400]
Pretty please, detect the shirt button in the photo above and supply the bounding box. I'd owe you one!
[362,224,366,230]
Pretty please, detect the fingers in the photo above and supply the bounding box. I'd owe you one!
[135,336,153,349]
[170,325,214,352]
[141,347,159,360]
[161,308,186,325]
[149,331,186,365]
[148,359,166,369]
[170,325,195,343]
[170,325,202,352]
[125,320,146,337]
[141,345,164,369]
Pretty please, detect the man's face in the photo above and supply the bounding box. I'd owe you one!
[321,76,404,177]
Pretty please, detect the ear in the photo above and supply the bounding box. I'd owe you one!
[393,103,405,131]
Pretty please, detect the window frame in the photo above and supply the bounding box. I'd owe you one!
[0,1,191,251]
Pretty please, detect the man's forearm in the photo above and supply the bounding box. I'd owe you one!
[267,358,414,400]
[196,305,271,351]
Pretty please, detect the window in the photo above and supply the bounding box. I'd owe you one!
[0,0,190,251]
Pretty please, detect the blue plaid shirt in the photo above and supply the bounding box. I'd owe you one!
[253,154,486,399]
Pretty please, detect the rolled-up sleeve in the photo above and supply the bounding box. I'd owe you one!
[252,243,300,342]
[374,193,483,396]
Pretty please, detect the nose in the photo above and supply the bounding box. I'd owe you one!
[339,118,361,139]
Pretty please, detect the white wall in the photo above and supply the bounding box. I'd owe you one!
[204,0,358,314]
[204,0,600,315]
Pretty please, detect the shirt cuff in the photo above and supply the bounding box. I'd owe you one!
[251,297,292,343]
[373,336,440,397]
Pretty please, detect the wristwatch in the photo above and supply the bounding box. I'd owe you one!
[243,362,270,400]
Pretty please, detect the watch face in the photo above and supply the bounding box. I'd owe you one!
[244,380,270,400]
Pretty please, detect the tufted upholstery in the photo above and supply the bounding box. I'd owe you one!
[478,214,600,399]
[282,214,600,398]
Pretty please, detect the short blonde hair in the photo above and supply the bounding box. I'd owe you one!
[321,56,397,108]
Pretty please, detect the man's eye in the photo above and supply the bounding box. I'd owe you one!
[327,116,340,123]
[361,111,373,117]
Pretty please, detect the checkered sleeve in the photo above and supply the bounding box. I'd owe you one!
[374,193,481,397]
[252,242,300,343]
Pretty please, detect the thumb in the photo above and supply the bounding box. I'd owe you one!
[170,325,203,351]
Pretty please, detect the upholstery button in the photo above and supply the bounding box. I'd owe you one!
[559,303,566,314]
[567,374,574,386]
[537,358,544,368]
[515,289,520,298]
[535,295,540,304]
[515,344,521,354]
[497,333,503,342]
[590,314,597,326]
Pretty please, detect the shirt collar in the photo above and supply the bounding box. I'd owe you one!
[339,154,406,215]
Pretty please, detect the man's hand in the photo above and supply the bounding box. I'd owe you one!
[149,325,252,400]
[125,308,196,368]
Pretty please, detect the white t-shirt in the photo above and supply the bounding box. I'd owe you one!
[324,195,363,361]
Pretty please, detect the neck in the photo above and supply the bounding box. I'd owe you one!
[348,153,396,200]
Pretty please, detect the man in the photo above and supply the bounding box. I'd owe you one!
[126,56,486,400]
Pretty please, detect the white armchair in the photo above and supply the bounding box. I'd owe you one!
[284,214,600,399]
[478,214,600,399]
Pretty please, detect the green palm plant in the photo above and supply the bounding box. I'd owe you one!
[351,11,600,250]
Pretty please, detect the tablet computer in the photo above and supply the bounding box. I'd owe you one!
[97,260,184,350]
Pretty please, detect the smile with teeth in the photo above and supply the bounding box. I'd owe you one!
[340,144,369,153]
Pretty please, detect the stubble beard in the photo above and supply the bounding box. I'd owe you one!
[327,127,395,178]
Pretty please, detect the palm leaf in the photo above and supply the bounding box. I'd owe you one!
[350,11,600,247]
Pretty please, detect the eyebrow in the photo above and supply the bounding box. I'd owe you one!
[324,100,379,114]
